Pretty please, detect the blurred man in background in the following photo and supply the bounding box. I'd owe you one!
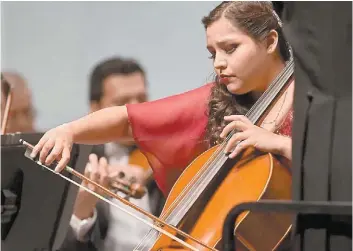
[1,71,36,133]
[61,57,164,251]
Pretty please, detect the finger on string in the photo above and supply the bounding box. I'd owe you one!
[82,162,91,186]
[98,157,109,186]
[84,162,91,176]
[107,165,123,179]
[228,139,252,159]
[88,153,98,164]
[224,132,248,154]
[89,154,99,182]
[220,120,247,138]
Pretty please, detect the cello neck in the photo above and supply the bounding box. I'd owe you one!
[246,58,294,125]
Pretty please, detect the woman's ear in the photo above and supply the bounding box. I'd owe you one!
[266,29,279,54]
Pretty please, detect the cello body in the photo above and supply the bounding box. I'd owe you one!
[150,145,292,251]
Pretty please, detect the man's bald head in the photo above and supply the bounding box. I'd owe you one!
[1,72,35,133]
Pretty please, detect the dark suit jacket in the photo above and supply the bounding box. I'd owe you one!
[275,2,352,251]
[60,145,165,251]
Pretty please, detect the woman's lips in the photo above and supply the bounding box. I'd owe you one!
[219,76,230,84]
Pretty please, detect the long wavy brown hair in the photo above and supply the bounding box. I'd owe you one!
[202,1,291,146]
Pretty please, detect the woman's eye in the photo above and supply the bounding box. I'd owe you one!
[226,46,237,54]
[208,54,215,60]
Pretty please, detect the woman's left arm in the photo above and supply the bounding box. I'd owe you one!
[275,135,292,160]
[220,115,292,161]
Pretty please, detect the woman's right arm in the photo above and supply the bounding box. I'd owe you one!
[31,105,131,172]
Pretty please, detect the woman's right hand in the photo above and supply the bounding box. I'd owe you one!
[31,123,74,172]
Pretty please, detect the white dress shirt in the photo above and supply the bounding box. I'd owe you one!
[70,142,152,251]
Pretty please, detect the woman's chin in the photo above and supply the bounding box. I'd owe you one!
[226,84,248,95]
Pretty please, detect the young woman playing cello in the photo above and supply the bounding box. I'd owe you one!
[31,2,294,249]
[31,1,293,193]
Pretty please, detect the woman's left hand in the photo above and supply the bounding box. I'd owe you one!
[220,115,290,159]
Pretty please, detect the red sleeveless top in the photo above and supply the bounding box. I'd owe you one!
[126,83,293,195]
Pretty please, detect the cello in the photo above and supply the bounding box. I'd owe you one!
[134,58,294,251]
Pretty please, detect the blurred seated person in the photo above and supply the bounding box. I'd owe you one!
[61,57,164,251]
[1,71,35,133]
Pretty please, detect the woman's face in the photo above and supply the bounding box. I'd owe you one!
[206,17,273,95]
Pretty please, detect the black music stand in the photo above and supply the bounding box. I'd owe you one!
[222,200,352,251]
[1,132,92,251]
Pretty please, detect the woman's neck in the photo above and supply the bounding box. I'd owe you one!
[252,56,286,100]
